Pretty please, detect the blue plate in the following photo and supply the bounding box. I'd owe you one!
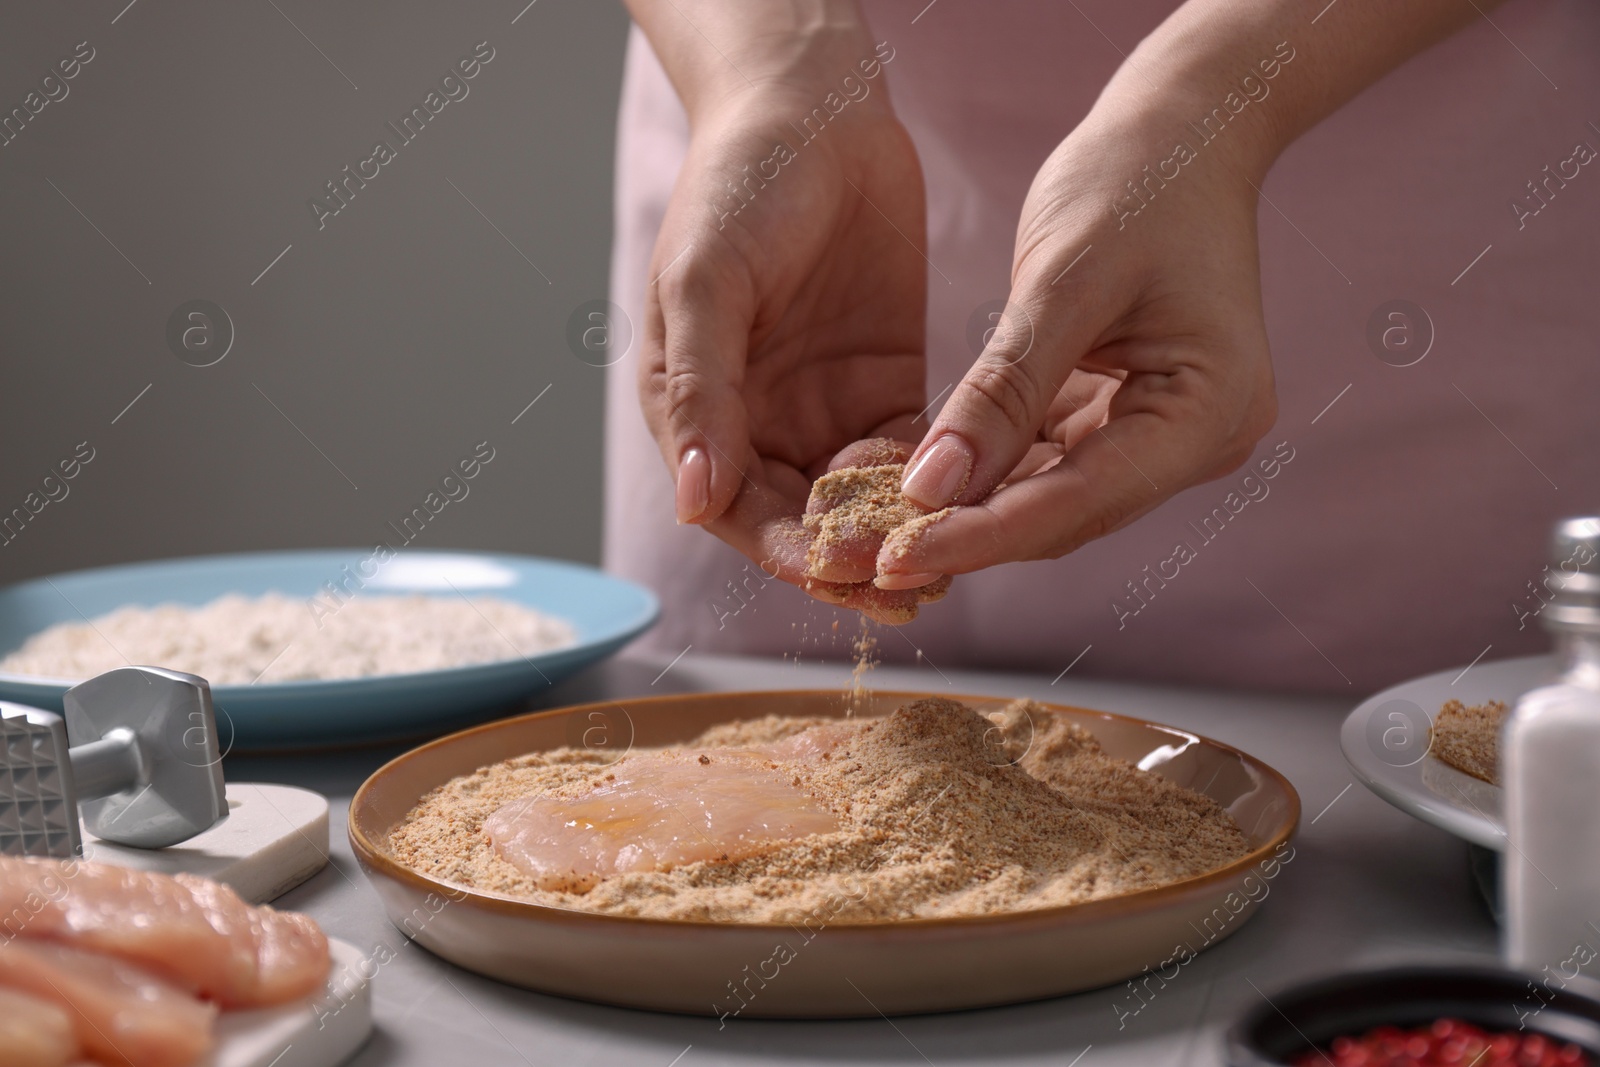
[0,549,658,750]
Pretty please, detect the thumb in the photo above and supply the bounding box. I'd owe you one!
[902,292,1086,509]
[640,246,754,525]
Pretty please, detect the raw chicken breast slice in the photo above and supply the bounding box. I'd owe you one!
[0,857,242,991]
[0,857,329,1007]
[753,721,858,763]
[0,986,77,1067]
[174,872,332,1005]
[0,939,215,1067]
[486,749,841,892]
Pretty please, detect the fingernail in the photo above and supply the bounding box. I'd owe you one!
[902,435,973,509]
[873,571,941,591]
[675,447,710,524]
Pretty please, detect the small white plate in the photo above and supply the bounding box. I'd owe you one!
[203,938,371,1067]
[1340,653,1558,851]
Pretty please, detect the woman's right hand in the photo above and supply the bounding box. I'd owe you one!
[630,9,944,621]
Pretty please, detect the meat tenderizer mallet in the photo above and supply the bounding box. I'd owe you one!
[0,665,226,857]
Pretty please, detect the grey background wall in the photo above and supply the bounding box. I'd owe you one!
[0,0,630,584]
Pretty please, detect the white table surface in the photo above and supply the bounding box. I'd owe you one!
[226,651,1499,1067]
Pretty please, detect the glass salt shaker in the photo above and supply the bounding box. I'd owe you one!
[1504,516,1600,971]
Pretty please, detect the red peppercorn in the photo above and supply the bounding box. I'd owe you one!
[1289,1020,1592,1067]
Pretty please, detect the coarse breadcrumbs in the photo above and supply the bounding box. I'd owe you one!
[1432,698,1509,785]
[803,464,927,574]
[0,592,577,683]
[881,505,957,564]
[386,697,1252,922]
[801,463,955,624]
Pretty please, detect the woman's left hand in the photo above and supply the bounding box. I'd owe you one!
[873,84,1283,588]
[874,0,1495,589]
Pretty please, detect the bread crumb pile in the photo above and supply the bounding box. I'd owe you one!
[1432,698,1508,785]
[0,592,577,684]
[387,698,1251,922]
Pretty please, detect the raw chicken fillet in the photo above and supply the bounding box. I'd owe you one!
[486,738,845,892]
[0,939,215,1067]
[0,856,332,1067]
[0,987,75,1067]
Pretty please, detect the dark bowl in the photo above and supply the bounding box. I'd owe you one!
[1225,965,1600,1065]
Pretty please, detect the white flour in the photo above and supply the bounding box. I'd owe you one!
[0,592,576,683]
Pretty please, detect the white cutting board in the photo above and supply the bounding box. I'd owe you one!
[201,938,372,1067]
[81,783,329,904]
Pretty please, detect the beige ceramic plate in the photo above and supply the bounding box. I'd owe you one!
[349,690,1299,1017]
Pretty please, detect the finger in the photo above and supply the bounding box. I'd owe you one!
[807,437,914,583]
[1042,367,1124,454]
[639,245,757,526]
[1008,442,1067,482]
[810,574,952,625]
[825,437,914,473]
[804,530,879,584]
[702,453,815,584]
[872,569,944,591]
[879,376,1273,576]
[900,281,1106,511]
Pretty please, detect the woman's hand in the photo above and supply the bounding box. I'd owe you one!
[874,93,1281,586]
[631,12,945,621]
[871,0,1496,588]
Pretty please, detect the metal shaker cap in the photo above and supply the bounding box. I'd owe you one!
[1543,516,1600,630]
